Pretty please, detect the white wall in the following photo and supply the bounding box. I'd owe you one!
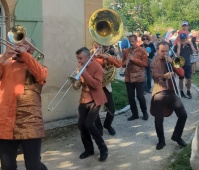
[42,0,85,122]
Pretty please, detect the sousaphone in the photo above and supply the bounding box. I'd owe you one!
[89,8,124,86]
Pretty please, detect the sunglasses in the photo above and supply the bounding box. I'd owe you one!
[142,37,148,41]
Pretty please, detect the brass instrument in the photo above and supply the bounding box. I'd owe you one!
[102,53,116,87]
[0,25,44,62]
[47,8,123,111]
[165,54,184,98]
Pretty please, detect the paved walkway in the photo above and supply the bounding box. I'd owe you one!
[16,69,199,170]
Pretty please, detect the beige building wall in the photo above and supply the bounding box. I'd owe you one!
[0,0,103,122]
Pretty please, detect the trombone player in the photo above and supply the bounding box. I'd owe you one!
[150,41,187,150]
[0,39,48,169]
[92,42,122,136]
[75,47,108,161]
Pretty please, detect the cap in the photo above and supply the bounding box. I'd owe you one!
[182,21,188,26]
[180,33,187,39]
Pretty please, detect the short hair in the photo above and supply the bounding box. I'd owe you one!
[76,47,90,56]
[128,34,137,41]
[156,41,170,50]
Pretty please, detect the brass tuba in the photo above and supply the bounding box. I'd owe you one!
[89,8,123,86]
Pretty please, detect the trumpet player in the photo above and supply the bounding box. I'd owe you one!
[0,40,48,169]
[75,47,108,161]
[92,42,122,136]
[150,41,187,150]
[122,34,149,121]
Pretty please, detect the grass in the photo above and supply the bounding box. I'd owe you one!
[111,79,128,110]
[192,73,199,87]
[167,144,192,170]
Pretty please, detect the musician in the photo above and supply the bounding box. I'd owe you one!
[150,41,187,150]
[75,47,108,161]
[174,33,193,99]
[92,42,122,136]
[122,34,149,121]
[0,41,48,169]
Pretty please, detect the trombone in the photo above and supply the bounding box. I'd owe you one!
[165,47,185,98]
[47,8,124,111]
[0,25,44,62]
[47,48,99,111]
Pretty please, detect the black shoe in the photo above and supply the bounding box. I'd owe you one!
[99,150,108,161]
[171,137,187,147]
[127,116,139,121]
[79,150,94,159]
[186,92,192,99]
[142,113,149,120]
[180,91,187,98]
[156,141,166,150]
[104,126,116,135]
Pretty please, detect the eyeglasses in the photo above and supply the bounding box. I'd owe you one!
[142,38,148,41]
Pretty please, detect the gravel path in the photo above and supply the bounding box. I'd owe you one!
[16,75,199,170]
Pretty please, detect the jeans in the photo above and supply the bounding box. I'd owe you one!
[125,82,147,117]
[0,138,47,170]
[78,102,107,152]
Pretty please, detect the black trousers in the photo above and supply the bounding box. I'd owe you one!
[95,87,116,131]
[153,91,187,141]
[0,138,47,170]
[125,82,147,117]
[78,101,107,152]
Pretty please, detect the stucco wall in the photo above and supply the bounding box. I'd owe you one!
[1,0,103,123]
[42,0,86,122]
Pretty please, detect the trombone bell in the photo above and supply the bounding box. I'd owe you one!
[172,57,185,68]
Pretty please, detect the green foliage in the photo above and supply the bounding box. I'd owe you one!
[167,144,192,170]
[192,73,199,87]
[103,0,199,33]
[111,79,128,110]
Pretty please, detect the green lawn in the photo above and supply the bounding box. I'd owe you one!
[167,144,192,170]
[192,73,199,87]
[111,79,129,110]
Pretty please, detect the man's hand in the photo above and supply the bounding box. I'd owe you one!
[0,48,18,63]
[164,72,174,79]
[165,56,172,63]
[98,53,109,59]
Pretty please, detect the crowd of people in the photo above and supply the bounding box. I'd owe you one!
[0,20,199,170]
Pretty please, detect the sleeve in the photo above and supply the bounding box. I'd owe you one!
[81,65,103,89]
[151,60,165,82]
[131,49,148,67]
[20,52,48,85]
[107,55,122,68]
[122,49,128,68]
